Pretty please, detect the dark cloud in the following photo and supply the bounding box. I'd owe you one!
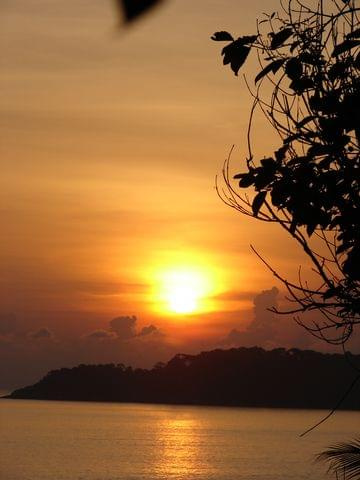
[0,313,17,335]
[85,317,162,342]
[29,327,53,340]
[222,287,278,346]
[138,324,160,337]
[247,286,278,338]
[85,330,116,340]
[110,316,137,340]
[221,286,314,350]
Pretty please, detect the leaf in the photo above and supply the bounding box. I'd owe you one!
[285,57,303,80]
[238,173,255,188]
[284,132,301,144]
[237,35,258,45]
[336,243,350,255]
[289,76,314,94]
[254,169,275,189]
[296,115,316,128]
[355,52,360,69]
[290,217,297,234]
[290,40,300,52]
[261,157,277,168]
[233,173,246,179]
[308,143,332,157]
[322,286,343,300]
[119,0,163,23]
[332,39,360,57]
[270,28,293,49]
[222,41,251,75]
[299,51,323,65]
[346,27,360,39]
[345,249,360,281]
[211,31,234,42]
[271,185,287,207]
[306,223,317,237]
[255,58,286,84]
[317,439,360,480]
[252,191,267,217]
[275,145,289,162]
[328,61,348,81]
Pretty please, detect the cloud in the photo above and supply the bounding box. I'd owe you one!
[0,313,17,335]
[224,287,279,346]
[138,324,160,337]
[29,327,53,340]
[221,287,290,348]
[85,330,116,340]
[110,316,137,340]
[221,286,323,350]
[248,286,278,337]
[85,316,162,342]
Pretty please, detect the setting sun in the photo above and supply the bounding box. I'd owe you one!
[152,262,217,315]
[163,270,207,314]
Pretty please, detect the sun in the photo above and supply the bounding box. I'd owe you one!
[164,271,204,314]
[156,266,214,315]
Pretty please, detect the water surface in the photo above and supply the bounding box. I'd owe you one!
[1,399,359,480]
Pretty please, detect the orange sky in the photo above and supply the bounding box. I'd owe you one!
[1,0,356,390]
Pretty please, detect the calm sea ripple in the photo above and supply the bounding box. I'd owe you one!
[1,399,359,480]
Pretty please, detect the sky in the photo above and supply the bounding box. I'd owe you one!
[1,0,359,391]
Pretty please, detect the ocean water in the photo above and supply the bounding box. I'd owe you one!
[1,400,359,480]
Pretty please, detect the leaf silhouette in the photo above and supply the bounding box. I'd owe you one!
[222,40,251,75]
[332,39,360,57]
[252,191,267,216]
[296,115,316,128]
[299,51,323,65]
[270,28,293,49]
[211,31,234,42]
[306,222,317,236]
[235,172,254,188]
[255,58,286,84]
[118,0,163,23]
[346,27,360,39]
[238,35,258,44]
[355,51,360,68]
[317,439,360,480]
[285,57,303,80]
[328,61,348,81]
[289,76,314,94]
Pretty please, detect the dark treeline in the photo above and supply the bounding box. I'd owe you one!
[8,347,360,409]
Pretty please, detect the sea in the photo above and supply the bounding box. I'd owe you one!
[1,399,359,480]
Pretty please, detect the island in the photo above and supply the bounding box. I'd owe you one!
[6,347,360,409]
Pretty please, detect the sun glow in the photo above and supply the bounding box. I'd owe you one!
[154,264,216,315]
[163,270,207,314]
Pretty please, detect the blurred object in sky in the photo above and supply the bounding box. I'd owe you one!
[116,0,164,23]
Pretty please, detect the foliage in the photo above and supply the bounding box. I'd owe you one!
[212,0,360,346]
[317,439,360,480]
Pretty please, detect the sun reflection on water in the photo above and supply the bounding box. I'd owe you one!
[151,417,209,478]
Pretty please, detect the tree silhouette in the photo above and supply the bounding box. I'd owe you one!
[212,0,360,347]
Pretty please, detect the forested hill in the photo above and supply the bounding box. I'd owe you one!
[7,347,360,409]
